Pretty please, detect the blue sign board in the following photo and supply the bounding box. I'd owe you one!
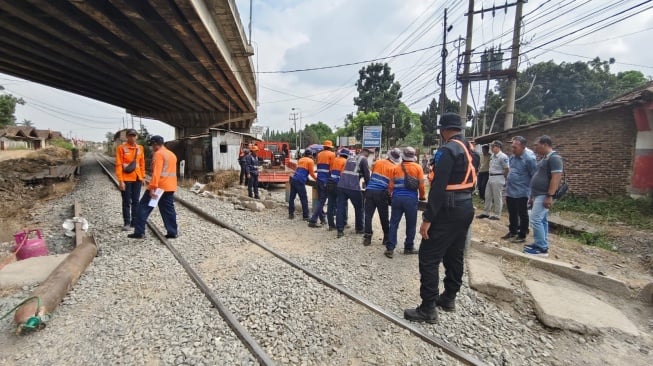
[362,126,382,149]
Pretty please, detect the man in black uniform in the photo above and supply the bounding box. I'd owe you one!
[404,113,476,323]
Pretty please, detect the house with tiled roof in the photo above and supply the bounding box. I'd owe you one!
[474,81,653,198]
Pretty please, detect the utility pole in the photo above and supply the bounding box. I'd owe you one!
[289,111,299,151]
[503,0,525,130]
[459,0,475,132]
[438,8,451,117]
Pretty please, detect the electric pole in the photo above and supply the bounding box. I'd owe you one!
[439,8,451,117]
[459,0,475,131]
[289,111,299,151]
[503,0,525,130]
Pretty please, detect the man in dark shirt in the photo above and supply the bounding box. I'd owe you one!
[404,113,476,323]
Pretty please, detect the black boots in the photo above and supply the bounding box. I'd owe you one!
[404,303,437,323]
[362,235,372,246]
[435,293,456,312]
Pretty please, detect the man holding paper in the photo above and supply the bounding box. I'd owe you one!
[128,135,178,239]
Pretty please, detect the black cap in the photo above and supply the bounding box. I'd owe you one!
[147,135,164,145]
[126,129,138,136]
[437,113,463,130]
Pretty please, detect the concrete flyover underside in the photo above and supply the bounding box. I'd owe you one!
[0,0,257,133]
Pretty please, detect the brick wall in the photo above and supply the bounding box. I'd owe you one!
[483,107,637,198]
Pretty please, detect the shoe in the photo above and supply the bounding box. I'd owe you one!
[511,236,526,243]
[308,221,320,228]
[489,216,500,221]
[254,196,260,199]
[122,225,131,231]
[355,230,364,235]
[363,236,372,246]
[328,226,336,231]
[337,231,345,238]
[403,248,419,255]
[384,249,394,258]
[404,305,437,324]
[523,246,549,257]
[476,214,489,219]
[302,217,310,221]
[127,233,145,239]
[319,219,327,225]
[288,214,295,219]
[501,232,516,240]
[165,234,178,239]
[435,293,456,312]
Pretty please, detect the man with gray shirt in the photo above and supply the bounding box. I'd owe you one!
[503,136,537,243]
[477,140,509,220]
[525,135,563,257]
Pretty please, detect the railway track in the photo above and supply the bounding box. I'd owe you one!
[96,153,487,366]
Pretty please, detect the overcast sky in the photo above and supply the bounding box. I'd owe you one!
[1,0,652,142]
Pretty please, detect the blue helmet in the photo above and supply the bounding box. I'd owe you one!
[147,135,164,146]
[338,148,350,158]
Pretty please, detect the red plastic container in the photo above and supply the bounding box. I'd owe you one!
[13,229,48,261]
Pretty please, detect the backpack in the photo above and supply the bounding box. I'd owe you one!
[401,164,420,191]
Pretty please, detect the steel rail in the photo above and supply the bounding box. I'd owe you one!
[95,155,275,366]
[97,153,487,366]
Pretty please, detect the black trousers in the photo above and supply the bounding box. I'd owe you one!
[477,172,489,201]
[419,199,474,304]
[363,189,390,238]
[506,196,529,238]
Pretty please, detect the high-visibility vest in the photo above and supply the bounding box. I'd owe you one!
[115,143,145,182]
[445,139,476,191]
[148,146,177,192]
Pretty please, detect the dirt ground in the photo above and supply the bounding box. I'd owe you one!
[0,147,77,243]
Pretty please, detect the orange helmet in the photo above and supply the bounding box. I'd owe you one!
[322,140,334,148]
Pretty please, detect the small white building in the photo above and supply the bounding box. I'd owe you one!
[166,129,259,178]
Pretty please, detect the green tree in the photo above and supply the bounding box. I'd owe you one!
[0,93,25,127]
[302,121,335,144]
[481,57,649,132]
[398,108,423,148]
[354,63,406,141]
[420,98,439,146]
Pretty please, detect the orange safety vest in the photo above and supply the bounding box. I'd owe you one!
[148,146,178,192]
[445,139,477,191]
[115,143,145,182]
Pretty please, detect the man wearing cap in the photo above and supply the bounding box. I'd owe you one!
[245,146,260,199]
[362,148,401,246]
[385,147,426,258]
[477,140,509,220]
[326,148,349,230]
[128,135,178,239]
[404,113,476,323]
[308,140,336,227]
[336,148,371,238]
[115,129,145,231]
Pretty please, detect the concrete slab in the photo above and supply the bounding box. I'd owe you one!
[641,283,653,304]
[524,280,639,336]
[467,252,515,301]
[0,254,68,288]
[548,213,598,235]
[471,239,632,297]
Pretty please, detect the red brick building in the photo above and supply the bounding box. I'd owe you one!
[474,82,653,198]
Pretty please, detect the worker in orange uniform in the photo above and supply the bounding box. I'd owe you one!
[362,148,402,246]
[326,148,349,230]
[128,135,178,239]
[308,140,336,227]
[115,129,145,231]
[385,147,426,258]
[288,150,317,220]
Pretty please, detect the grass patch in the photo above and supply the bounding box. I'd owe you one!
[554,195,653,230]
[558,229,617,251]
[204,170,239,191]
